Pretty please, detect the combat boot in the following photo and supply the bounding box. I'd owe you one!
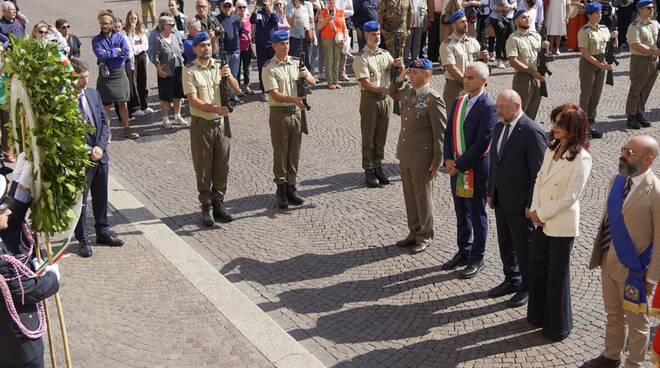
[365,169,379,188]
[287,185,305,205]
[212,200,233,222]
[374,166,391,185]
[276,183,289,209]
[201,204,215,227]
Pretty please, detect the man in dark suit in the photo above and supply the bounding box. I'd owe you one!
[487,89,546,308]
[443,61,497,279]
[71,58,124,258]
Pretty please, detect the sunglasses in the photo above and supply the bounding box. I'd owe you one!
[38,30,48,35]
[237,5,246,8]
[223,3,232,7]
[621,146,637,157]
[60,24,70,29]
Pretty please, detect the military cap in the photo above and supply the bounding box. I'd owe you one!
[363,20,380,32]
[271,30,289,44]
[637,0,653,8]
[450,10,466,24]
[192,31,210,47]
[585,2,602,13]
[409,58,433,70]
[513,9,528,22]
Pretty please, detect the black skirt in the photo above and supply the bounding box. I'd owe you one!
[97,67,130,104]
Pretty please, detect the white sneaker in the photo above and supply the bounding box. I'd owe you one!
[162,117,172,129]
[132,109,146,117]
[495,60,506,69]
[143,107,154,114]
[174,114,189,126]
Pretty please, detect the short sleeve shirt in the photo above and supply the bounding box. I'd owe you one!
[505,31,542,70]
[626,17,659,56]
[577,23,610,56]
[440,34,481,80]
[182,59,224,121]
[352,47,394,89]
[262,55,300,107]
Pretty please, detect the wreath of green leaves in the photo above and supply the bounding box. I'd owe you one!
[3,36,94,234]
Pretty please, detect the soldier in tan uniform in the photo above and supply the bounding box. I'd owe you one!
[578,2,617,139]
[439,10,487,114]
[625,0,659,129]
[262,30,317,208]
[353,21,396,187]
[183,32,241,227]
[389,58,447,254]
[378,0,412,54]
[505,9,548,121]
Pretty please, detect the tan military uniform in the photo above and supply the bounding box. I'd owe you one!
[379,0,412,53]
[182,59,230,205]
[578,23,610,121]
[353,46,395,170]
[439,34,480,112]
[262,55,303,185]
[506,30,543,120]
[388,80,447,244]
[625,17,659,117]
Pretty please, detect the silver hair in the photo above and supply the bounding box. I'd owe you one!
[1,1,15,11]
[186,17,201,31]
[158,15,175,28]
[466,62,490,80]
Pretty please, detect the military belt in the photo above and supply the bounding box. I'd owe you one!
[270,105,298,113]
[631,54,657,62]
[191,115,223,128]
[361,90,388,100]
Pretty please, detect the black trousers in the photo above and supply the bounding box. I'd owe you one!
[616,3,636,46]
[0,354,44,368]
[427,13,442,61]
[527,228,574,340]
[75,162,110,241]
[477,14,495,53]
[490,17,513,60]
[237,50,251,85]
[494,208,534,290]
[135,52,149,110]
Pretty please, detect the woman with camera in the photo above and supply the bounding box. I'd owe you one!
[317,0,348,89]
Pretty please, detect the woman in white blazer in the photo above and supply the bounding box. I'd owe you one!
[526,103,592,341]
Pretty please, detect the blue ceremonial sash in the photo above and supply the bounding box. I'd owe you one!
[608,175,653,314]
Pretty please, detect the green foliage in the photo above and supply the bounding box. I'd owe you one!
[3,36,94,234]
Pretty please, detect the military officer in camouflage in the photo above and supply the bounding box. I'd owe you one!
[262,30,317,209]
[378,0,412,54]
[578,2,617,139]
[505,9,549,121]
[389,58,447,254]
[440,10,487,115]
[353,20,396,187]
[624,0,659,129]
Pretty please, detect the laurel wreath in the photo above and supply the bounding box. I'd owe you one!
[3,36,93,234]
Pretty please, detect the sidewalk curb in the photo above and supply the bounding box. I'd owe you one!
[108,176,327,368]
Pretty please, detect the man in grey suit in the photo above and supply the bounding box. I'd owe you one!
[487,90,546,308]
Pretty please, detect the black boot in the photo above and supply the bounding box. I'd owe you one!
[287,185,305,205]
[374,166,391,185]
[365,169,379,188]
[627,115,641,129]
[213,200,233,222]
[276,183,289,209]
[201,204,215,227]
[589,119,603,139]
[637,113,651,128]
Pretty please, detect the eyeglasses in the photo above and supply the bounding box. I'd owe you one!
[222,3,232,7]
[38,30,48,35]
[60,24,70,29]
[237,6,246,8]
[621,146,637,157]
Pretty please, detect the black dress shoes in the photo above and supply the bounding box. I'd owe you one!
[365,169,379,188]
[409,242,429,254]
[201,204,215,227]
[212,201,234,222]
[395,238,416,247]
[637,113,651,128]
[287,185,305,206]
[488,280,520,298]
[442,253,468,270]
[460,260,485,279]
[627,115,641,129]
[96,232,124,247]
[588,119,603,139]
[373,166,391,185]
[580,355,621,368]
[78,239,93,257]
[506,291,529,308]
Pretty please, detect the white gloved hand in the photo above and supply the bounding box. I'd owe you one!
[31,258,45,271]
[45,264,60,282]
[12,152,26,181]
[17,161,32,190]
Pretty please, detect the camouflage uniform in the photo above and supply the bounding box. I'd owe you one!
[379,0,412,53]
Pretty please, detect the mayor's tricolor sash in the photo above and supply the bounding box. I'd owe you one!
[451,95,473,198]
[608,174,653,314]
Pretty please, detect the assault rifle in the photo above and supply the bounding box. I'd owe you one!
[605,14,619,85]
[390,32,403,115]
[219,41,233,137]
[537,22,552,97]
[297,43,312,134]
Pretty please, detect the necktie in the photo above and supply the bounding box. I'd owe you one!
[498,123,510,158]
[78,94,92,123]
[599,178,633,252]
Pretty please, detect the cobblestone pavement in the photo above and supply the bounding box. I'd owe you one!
[42,207,274,368]
[25,0,660,367]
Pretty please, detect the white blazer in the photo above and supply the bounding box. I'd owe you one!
[529,147,592,237]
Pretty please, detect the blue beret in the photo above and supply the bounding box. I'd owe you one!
[192,31,210,47]
[637,0,653,8]
[585,2,602,13]
[512,9,528,22]
[449,10,465,24]
[409,58,433,70]
[271,30,289,44]
[362,20,380,32]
